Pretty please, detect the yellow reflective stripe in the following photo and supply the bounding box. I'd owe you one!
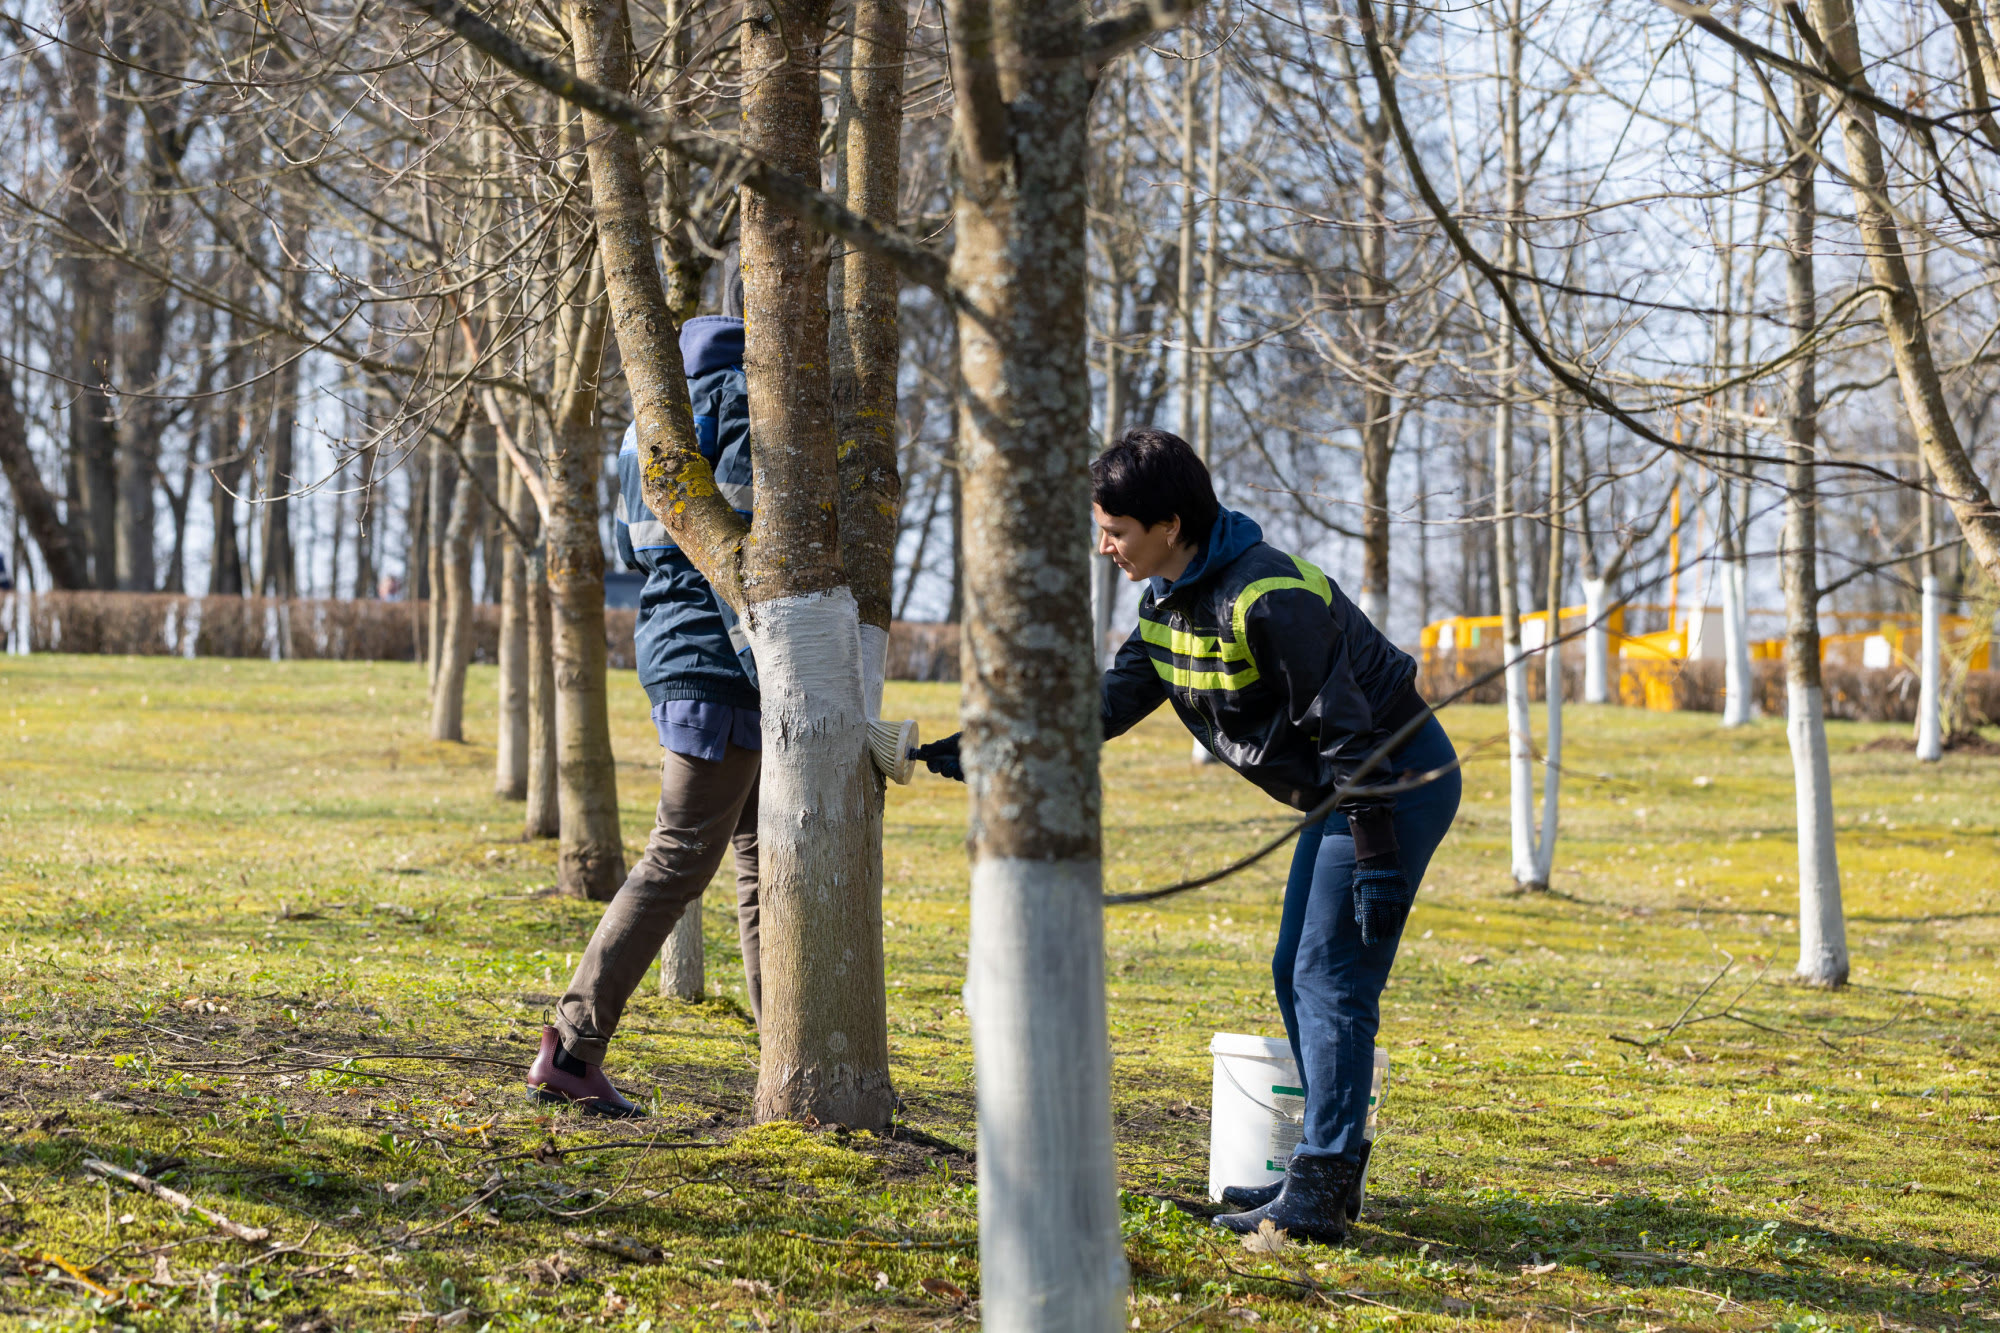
[1143,552,1328,694]
[1227,554,1333,678]
[1148,657,1260,691]
[1137,617,1252,662]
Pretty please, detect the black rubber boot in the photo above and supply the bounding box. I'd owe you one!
[1222,1139,1372,1219]
[1219,1180,1282,1212]
[1213,1152,1361,1246]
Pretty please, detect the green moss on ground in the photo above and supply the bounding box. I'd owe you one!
[0,656,1994,1331]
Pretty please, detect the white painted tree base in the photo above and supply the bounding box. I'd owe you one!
[1581,577,1609,704]
[1787,685,1848,987]
[968,856,1127,1333]
[1916,575,1942,762]
[1721,560,1757,727]
[1504,646,1542,888]
[742,587,891,1123]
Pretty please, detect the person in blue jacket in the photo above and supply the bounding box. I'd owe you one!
[915,429,1460,1242]
[526,314,760,1118]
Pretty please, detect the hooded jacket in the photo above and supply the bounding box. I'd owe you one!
[1100,508,1424,854]
[615,316,758,710]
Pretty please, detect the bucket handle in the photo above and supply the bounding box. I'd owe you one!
[1217,1057,1304,1125]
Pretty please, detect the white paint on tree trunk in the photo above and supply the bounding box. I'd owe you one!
[968,855,1127,1333]
[1504,641,1539,888]
[1787,684,1849,987]
[1721,559,1757,726]
[1916,574,1943,762]
[742,586,890,1124]
[859,620,888,718]
[1357,587,1389,631]
[1530,635,1561,885]
[1581,577,1609,703]
[1090,551,1119,672]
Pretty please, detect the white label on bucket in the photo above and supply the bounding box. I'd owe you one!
[1266,1085,1306,1171]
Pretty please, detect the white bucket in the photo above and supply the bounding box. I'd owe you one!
[1206,1033,1388,1204]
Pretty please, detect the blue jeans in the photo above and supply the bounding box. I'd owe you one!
[1273,715,1460,1163]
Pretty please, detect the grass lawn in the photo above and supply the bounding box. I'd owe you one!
[0,654,1996,1332]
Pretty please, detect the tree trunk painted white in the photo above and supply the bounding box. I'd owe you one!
[1788,686,1849,986]
[1720,556,1756,726]
[1916,574,1943,761]
[968,857,1125,1333]
[1533,638,1561,885]
[947,0,1126,1313]
[1494,0,1540,892]
[1582,576,1609,703]
[1090,550,1119,672]
[743,588,891,1126]
[1780,76,1847,990]
[660,903,704,1000]
[1357,587,1389,630]
[859,620,889,717]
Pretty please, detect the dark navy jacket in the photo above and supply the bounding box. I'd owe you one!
[1101,508,1421,816]
[615,316,759,710]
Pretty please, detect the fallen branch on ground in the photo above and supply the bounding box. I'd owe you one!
[83,1157,271,1243]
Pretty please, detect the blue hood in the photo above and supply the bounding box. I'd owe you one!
[681,316,744,378]
[1151,507,1263,599]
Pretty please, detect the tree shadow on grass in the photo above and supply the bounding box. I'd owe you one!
[1359,1189,1988,1326]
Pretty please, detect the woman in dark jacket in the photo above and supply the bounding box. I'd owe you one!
[925,428,1459,1243]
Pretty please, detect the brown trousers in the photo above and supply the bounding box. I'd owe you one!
[555,742,761,1063]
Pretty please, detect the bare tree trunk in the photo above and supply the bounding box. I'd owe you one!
[830,0,908,703]
[948,0,1125,1322]
[430,457,477,741]
[425,438,450,688]
[0,371,84,589]
[546,255,625,900]
[1781,80,1847,989]
[735,0,892,1130]
[563,0,892,1129]
[496,459,535,797]
[1495,0,1539,892]
[56,0,121,591]
[526,543,560,838]
[1809,0,2000,585]
[1355,115,1395,629]
[660,908,704,1000]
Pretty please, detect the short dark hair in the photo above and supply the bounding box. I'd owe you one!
[1090,429,1219,549]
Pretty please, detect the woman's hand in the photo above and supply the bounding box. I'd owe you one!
[1351,856,1414,948]
[910,733,964,782]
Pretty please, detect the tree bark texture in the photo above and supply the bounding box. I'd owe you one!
[563,0,892,1126]
[526,544,561,838]
[1495,0,1539,892]
[1808,0,2000,587]
[546,259,626,899]
[948,0,1127,1322]
[56,0,121,590]
[737,0,892,1131]
[660,904,705,999]
[429,459,478,742]
[830,0,908,639]
[0,371,84,588]
[1781,81,1847,989]
[496,461,535,798]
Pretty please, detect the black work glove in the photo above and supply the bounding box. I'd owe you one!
[910,732,964,782]
[1351,855,1415,949]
